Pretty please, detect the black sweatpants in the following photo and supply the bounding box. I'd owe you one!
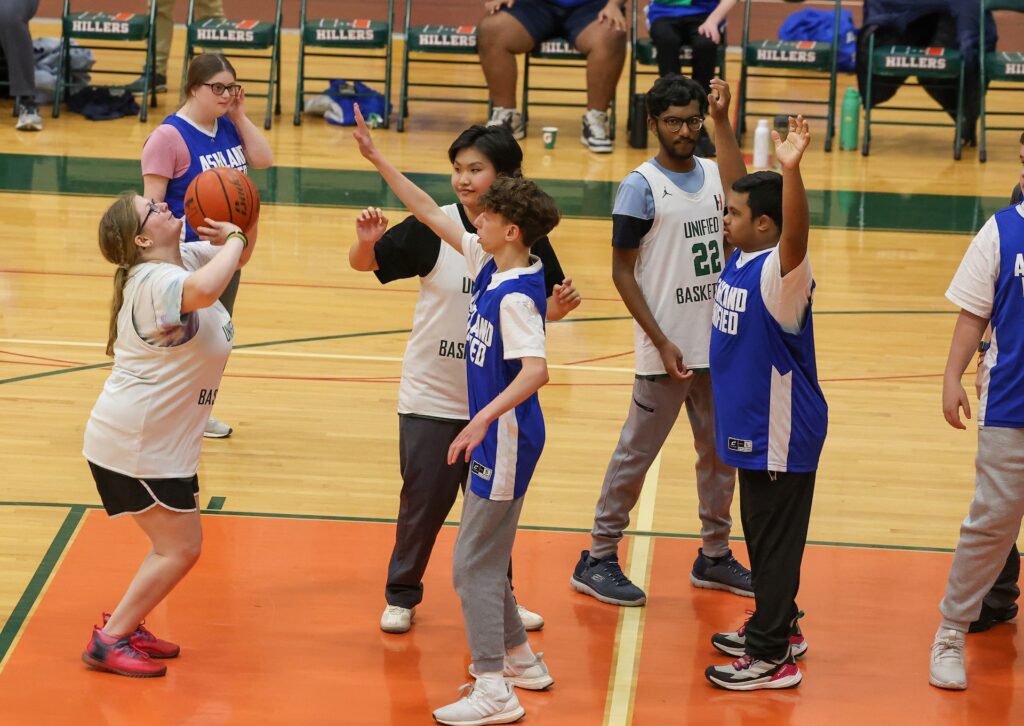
[983,544,1021,612]
[385,415,517,609]
[648,14,719,91]
[739,468,815,661]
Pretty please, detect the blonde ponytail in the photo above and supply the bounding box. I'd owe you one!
[98,194,144,356]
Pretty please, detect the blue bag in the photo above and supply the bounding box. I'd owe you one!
[322,79,390,127]
[778,8,858,72]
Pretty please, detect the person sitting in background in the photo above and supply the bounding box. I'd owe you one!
[477,0,628,154]
[127,0,225,93]
[0,0,41,131]
[646,0,735,157]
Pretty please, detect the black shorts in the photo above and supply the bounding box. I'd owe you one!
[88,461,200,518]
[504,0,608,47]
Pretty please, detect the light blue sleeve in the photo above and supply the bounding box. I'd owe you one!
[612,172,655,220]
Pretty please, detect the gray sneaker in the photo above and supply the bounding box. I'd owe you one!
[126,73,168,94]
[580,109,612,153]
[570,550,646,606]
[690,548,753,597]
[203,416,233,439]
[485,106,525,140]
[929,628,967,690]
[15,103,42,132]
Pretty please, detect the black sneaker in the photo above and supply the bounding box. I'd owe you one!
[126,73,168,94]
[695,127,716,157]
[969,602,1018,633]
[690,548,753,597]
[705,653,801,691]
[570,549,646,606]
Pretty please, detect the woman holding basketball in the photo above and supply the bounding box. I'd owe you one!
[82,193,253,677]
[141,51,272,438]
[348,124,581,635]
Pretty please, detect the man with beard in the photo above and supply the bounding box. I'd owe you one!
[571,74,752,606]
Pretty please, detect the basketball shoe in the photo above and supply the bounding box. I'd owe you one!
[929,628,967,690]
[516,603,544,632]
[485,107,525,140]
[469,651,554,690]
[581,109,612,153]
[711,610,808,658]
[690,547,753,597]
[380,605,415,633]
[204,416,233,438]
[102,613,179,658]
[705,653,801,691]
[82,627,167,678]
[432,680,524,725]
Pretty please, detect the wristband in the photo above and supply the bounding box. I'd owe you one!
[226,230,248,249]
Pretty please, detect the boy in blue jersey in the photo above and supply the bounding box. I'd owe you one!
[928,185,1024,691]
[703,115,827,691]
[352,106,559,726]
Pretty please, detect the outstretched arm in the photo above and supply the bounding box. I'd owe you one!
[773,115,811,276]
[706,78,746,198]
[351,105,467,253]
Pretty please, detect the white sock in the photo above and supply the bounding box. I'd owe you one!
[507,640,535,664]
[475,670,506,694]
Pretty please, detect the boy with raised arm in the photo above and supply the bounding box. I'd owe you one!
[352,107,559,725]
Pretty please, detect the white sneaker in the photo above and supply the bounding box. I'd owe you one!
[16,106,42,132]
[203,416,233,438]
[485,107,525,140]
[469,651,554,691]
[516,603,544,632]
[581,109,612,153]
[432,681,525,726]
[929,627,967,690]
[380,605,415,634]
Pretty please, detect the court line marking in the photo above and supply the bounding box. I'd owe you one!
[0,506,87,672]
[0,501,963,554]
[605,453,660,726]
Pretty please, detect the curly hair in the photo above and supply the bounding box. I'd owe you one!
[646,73,708,119]
[478,176,561,247]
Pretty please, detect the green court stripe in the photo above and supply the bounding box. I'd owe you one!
[0,362,110,386]
[0,152,1011,234]
[0,501,962,555]
[0,506,86,666]
[207,496,226,510]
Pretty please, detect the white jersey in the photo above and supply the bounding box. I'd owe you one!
[83,247,234,478]
[632,157,724,375]
[398,204,474,420]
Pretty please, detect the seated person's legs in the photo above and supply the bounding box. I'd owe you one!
[648,17,685,77]
[0,0,42,130]
[478,0,556,138]
[571,1,627,152]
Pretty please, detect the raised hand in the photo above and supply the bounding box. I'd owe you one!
[772,115,811,170]
[226,86,247,123]
[485,0,514,14]
[707,77,731,122]
[351,103,378,161]
[356,207,389,245]
[196,218,243,245]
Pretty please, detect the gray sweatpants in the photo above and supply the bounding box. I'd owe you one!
[940,426,1024,632]
[452,490,528,673]
[0,0,39,99]
[591,372,736,560]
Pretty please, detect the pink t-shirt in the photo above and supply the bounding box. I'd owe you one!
[141,123,192,180]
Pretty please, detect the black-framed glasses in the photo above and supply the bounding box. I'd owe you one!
[202,82,243,97]
[137,199,159,235]
[660,115,704,133]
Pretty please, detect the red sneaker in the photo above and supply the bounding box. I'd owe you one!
[82,626,167,678]
[103,613,180,658]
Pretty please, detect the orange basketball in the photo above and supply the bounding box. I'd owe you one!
[183,166,260,234]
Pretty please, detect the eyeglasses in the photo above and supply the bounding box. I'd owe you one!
[660,115,705,133]
[202,82,243,97]
[137,199,159,235]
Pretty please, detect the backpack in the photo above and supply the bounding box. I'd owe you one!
[778,8,858,72]
[322,79,390,127]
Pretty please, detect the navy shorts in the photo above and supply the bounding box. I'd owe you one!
[503,0,609,46]
[88,461,200,518]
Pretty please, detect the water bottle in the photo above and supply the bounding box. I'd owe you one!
[629,93,648,149]
[839,87,861,151]
[753,119,771,168]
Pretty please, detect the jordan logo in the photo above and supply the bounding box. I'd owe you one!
[662,187,672,198]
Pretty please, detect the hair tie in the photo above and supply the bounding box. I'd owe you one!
[118,263,131,270]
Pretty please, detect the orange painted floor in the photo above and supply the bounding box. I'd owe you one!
[0,511,1022,725]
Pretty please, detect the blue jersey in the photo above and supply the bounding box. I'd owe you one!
[710,250,828,472]
[984,206,1024,428]
[161,114,246,242]
[647,0,721,25]
[466,258,548,500]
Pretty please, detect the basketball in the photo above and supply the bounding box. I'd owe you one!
[183,166,260,234]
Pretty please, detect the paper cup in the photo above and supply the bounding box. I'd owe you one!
[542,127,558,149]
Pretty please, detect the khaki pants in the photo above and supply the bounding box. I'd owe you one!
[154,0,224,76]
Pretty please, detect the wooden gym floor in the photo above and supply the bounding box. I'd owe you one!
[0,18,1022,725]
